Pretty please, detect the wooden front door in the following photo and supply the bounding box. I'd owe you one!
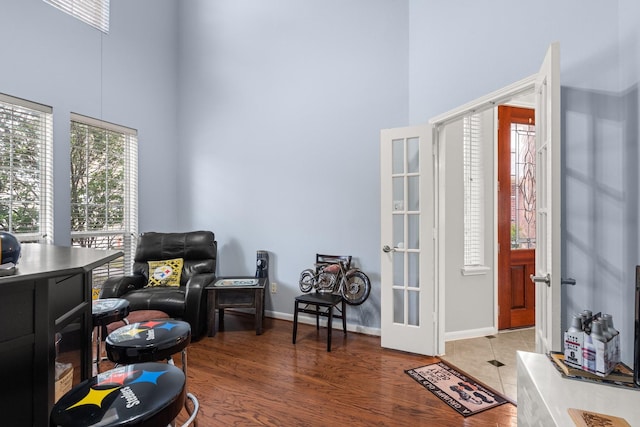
[498,105,536,329]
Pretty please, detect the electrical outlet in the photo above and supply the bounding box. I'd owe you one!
[271,282,277,293]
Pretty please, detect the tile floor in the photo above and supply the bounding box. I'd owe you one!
[439,328,535,403]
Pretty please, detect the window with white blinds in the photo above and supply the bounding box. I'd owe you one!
[463,113,484,267]
[70,113,137,294]
[43,0,110,33]
[0,93,53,244]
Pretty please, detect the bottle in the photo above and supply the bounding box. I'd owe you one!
[590,320,606,342]
[602,313,620,365]
[582,332,596,373]
[590,320,608,374]
[581,310,593,333]
[599,317,613,341]
[602,314,619,336]
[568,314,583,333]
[565,315,584,367]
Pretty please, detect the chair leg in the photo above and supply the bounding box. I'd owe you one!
[342,299,347,334]
[218,308,225,331]
[315,304,320,330]
[292,302,299,344]
[94,327,101,375]
[327,305,333,352]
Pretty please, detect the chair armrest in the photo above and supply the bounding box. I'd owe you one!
[99,275,146,299]
[184,272,216,339]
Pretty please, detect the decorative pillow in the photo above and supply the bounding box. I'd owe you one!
[146,258,184,287]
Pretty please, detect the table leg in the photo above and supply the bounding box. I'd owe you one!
[327,305,333,352]
[341,299,347,334]
[255,288,263,335]
[292,301,299,344]
[207,289,217,337]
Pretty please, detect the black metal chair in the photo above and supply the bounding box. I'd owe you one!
[292,254,350,352]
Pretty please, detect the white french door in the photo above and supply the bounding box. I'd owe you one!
[379,43,560,356]
[380,125,436,355]
[532,42,562,353]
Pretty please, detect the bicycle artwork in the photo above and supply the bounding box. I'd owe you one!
[298,254,371,305]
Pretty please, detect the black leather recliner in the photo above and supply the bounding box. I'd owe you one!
[99,230,217,340]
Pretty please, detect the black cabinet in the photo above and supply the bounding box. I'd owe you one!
[0,244,121,427]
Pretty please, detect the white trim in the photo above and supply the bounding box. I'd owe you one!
[461,265,490,276]
[429,75,536,126]
[265,310,381,336]
[0,93,52,113]
[71,113,137,135]
[444,326,498,342]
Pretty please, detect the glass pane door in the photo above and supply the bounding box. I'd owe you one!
[391,137,421,327]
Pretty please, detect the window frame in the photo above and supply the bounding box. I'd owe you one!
[43,0,110,33]
[462,113,490,276]
[69,113,137,286]
[0,93,54,244]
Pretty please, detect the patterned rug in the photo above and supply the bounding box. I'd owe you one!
[405,360,509,417]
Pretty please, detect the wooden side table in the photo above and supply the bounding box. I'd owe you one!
[206,276,267,337]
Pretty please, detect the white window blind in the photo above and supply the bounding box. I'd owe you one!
[70,113,137,295]
[463,114,484,267]
[43,0,110,33]
[0,93,53,244]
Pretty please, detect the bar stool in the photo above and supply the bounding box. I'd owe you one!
[50,362,186,426]
[92,298,130,374]
[106,319,198,425]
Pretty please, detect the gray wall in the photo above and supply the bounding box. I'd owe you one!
[0,0,180,241]
[176,0,409,330]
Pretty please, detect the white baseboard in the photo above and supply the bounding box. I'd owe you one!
[266,310,381,337]
[444,326,497,342]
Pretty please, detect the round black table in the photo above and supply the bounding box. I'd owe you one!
[105,319,191,364]
[92,298,130,373]
[92,298,131,326]
[50,362,185,427]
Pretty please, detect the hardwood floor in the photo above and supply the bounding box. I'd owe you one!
[169,312,517,426]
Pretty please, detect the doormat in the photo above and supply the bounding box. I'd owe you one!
[405,360,509,417]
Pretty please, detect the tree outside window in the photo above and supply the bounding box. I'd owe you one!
[70,114,137,295]
[0,94,53,243]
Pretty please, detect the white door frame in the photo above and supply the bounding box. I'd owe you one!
[533,42,562,353]
[429,75,537,354]
[380,125,436,355]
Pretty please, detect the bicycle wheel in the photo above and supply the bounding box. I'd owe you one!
[341,270,371,305]
[299,269,315,293]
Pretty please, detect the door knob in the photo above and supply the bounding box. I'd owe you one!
[530,273,551,287]
[382,245,395,253]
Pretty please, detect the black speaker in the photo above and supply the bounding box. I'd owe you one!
[635,266,640,387]
[256,250,269,279]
